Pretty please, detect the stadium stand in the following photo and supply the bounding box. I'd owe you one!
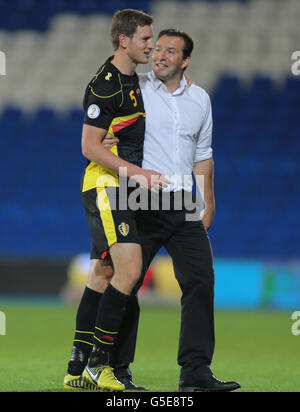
[0,0,299,258]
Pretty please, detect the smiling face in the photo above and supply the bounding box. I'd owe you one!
[152,35,191,81]
[122,24,154,65]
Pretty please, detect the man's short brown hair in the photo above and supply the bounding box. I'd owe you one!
[110,9,154,50]
[157,29,194,60]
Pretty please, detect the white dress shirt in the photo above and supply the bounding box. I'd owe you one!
[139,71,213,192]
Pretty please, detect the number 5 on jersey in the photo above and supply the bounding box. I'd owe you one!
[129,90,137,107]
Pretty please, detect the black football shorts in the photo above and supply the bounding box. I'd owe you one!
[81,186,140,260]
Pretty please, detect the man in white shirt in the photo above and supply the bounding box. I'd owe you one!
[101,29,240,392]
[72,29,240,392]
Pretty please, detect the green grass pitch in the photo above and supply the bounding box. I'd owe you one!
[0,303,299,392]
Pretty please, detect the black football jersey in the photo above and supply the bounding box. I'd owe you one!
[82,56,146,192]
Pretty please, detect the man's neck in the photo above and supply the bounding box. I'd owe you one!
[164,80,180,94]
[111,51,137,76]
[159,72,183,94]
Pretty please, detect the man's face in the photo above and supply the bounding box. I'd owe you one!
[152,35,190,80]
[126,25,154,65]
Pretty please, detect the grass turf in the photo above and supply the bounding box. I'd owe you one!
[0,303,299,392]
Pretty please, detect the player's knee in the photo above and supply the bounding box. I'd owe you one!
[88,275,110,293]
[124,262,142,288]
[128,268,142,287]
[88,261,114,293]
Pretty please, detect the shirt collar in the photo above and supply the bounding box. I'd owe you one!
[148,70,188,95]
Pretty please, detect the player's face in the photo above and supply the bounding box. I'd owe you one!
[152,35,190,81]
[126,25,154,64]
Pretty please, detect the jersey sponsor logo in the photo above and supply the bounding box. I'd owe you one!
[87,104,100,119]
[118,222,130,237]
[105,72,112,80]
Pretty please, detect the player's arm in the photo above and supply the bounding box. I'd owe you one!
[83,75,168,190]
[81,124,141,177]
[82,125,169,191]
[193,158,215,230]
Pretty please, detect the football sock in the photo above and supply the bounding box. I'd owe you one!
[92,283,129,357]
[68,287,102,375]
[111,293,140,368]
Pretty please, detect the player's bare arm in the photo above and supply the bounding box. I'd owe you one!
[82,124,141,176]
[193,158,215,230]
[82,124,169,191]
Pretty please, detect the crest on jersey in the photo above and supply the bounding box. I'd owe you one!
[87,104,100,119]
[105,72,112,80]
[118,222,130,237]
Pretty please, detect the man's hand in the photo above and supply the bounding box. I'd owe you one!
[135,170,170,192]
[200,208,214,231]
[193,159,215,230]
[102,133,119,148]
[184,73,193,88]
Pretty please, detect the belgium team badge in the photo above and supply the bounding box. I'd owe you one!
[118,222,130,237]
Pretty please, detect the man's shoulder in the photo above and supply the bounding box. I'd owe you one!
[88,64,122,97]
[189,83,211,102]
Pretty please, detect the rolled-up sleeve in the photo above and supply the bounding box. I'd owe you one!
[194,92,213,162]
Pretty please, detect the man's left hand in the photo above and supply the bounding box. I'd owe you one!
[102,133,119,148]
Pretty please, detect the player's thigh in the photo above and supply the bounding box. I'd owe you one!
[82,185,140,263]
[109,242,143,294]
[110,242,142,276]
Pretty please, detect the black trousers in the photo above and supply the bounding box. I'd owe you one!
[113,192,215,378]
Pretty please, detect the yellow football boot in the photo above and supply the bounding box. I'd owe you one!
[82,365,125,392]
[63,373,99,390]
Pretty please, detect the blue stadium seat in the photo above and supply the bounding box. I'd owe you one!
[0,0,152,31]
[0,74,299,258]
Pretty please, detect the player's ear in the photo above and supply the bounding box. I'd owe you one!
[181,56,191,71]
[119,34,129,49]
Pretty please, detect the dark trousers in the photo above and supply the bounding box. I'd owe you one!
[114,193,215,378]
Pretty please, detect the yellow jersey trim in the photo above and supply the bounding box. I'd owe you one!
[89,73,124,107]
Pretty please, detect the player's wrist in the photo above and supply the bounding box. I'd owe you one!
[125,165,143,178]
